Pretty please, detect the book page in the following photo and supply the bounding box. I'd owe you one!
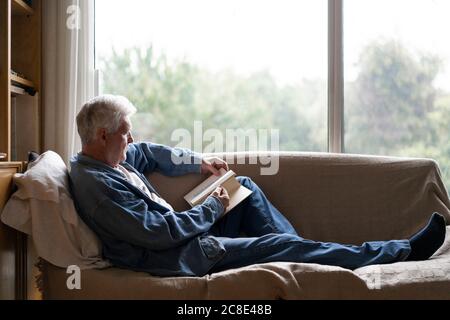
[185,169,235,206]
[184,169,253,213]
[221,177,253,213]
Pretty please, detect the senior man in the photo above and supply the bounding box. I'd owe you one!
[69,95,446,277]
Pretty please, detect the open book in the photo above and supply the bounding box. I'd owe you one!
[184,168,253,214]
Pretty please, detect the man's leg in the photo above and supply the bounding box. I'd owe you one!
[210,213,446,273]
[209,233,411,273]
[210,176,298,238]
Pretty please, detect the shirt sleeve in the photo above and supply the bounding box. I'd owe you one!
[125,142,203,176]
[92,188,224,251]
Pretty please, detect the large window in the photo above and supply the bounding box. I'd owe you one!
[96,0,450,192]
[96,0,328,153]
[344,0,450,192]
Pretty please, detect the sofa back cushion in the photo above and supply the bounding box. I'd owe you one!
[147,152,450,245]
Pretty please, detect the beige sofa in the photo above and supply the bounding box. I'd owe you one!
[37,152,450,300]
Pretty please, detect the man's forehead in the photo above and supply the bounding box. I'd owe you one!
[122,117,132,130]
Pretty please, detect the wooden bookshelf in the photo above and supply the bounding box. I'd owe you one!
[0,162,24,300]
[0,1,11,162]
[12,0,34,16]
[11,73,35,89]
[0,1,42,301]
[10,85,26,96]
[0,0,42,163]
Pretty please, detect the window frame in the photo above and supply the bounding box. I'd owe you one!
[328,0,344,153]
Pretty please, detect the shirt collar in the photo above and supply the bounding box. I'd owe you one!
[73,153,124,173]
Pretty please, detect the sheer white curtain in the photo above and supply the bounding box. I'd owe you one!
[42,0,95,163]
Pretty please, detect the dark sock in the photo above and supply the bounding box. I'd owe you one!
[406,213,446,261]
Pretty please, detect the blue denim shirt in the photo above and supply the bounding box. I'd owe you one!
[69,142,226,277]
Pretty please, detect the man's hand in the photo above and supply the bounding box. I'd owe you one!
[201,156,229,176]
[211,186,230,212]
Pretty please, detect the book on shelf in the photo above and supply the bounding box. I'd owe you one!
[184,168,253,214]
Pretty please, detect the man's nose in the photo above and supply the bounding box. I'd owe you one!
[128,133,134,144]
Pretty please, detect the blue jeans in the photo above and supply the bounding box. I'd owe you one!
[208,177,411,272]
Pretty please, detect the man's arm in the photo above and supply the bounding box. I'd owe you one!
[93,187,225,251]
[126,142,230,177]
[125,142,202,176]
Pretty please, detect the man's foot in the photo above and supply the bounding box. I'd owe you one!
[406,212,446,261]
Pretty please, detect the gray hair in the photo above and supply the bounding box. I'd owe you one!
[76,94,137,146]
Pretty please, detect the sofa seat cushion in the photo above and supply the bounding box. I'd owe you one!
[43,227,450,300]
[44,266,208,300]
[44,261,366,300]
[354,226,450,299]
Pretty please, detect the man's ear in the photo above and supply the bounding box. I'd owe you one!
[96,128,108,145]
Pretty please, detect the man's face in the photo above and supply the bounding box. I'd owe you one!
[105,117,134,167]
